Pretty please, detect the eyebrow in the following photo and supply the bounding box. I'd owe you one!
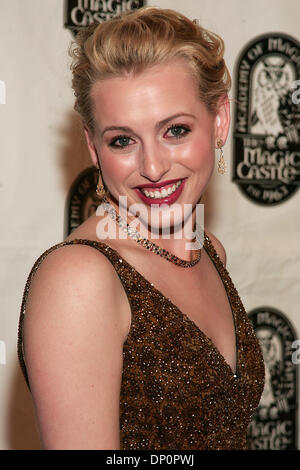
[100,113,196,137]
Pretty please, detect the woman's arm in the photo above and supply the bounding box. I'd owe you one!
[22,244,130,449]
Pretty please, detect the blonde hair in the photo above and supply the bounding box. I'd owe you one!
[69,7,231,134]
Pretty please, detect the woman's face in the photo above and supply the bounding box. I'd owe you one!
[86,60,230,231]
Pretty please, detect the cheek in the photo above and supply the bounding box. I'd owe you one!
[100,152,135,185]
[179,134,214,172]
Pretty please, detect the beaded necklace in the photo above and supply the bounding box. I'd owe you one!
[101,197,203,268]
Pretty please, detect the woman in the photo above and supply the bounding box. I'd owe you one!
[18,7,265,450]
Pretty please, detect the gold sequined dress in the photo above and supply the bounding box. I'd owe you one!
[17,232,265,450]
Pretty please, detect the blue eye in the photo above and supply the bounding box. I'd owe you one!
[109,135,132,148]
[166,124,191,139]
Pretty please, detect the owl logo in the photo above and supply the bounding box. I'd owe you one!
[233,33,300,205]
[250,56,296,139]
[257,58,289,92]
[256,328,285,419]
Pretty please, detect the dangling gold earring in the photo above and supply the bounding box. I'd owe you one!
[216,138,226,174]
[94,148,108,200]
[95,165,108,200]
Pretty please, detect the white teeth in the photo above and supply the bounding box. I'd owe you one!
[141,179,182,199]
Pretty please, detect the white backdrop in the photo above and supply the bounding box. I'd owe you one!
[0,0,299,450]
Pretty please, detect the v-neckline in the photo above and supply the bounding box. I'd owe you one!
[70,233,239,379]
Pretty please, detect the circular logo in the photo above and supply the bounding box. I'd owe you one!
[65,166,100,237]
[247,306,298,450]
[232,33,300,205]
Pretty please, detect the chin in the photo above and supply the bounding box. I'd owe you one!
[129,202,195,238]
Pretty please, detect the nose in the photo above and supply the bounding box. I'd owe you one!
[139,141,171,182]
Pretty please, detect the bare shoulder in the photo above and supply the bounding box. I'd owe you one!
[205,230,227,266]
[24,242,130,338]
[22,242,130,449]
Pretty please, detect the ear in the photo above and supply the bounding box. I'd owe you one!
[214,95,230,145]
[83,126,100,168]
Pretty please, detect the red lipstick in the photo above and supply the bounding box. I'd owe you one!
[134,178,187,207]
[135,178,183,189]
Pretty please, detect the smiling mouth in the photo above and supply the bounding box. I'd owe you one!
[138,179,184,199]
